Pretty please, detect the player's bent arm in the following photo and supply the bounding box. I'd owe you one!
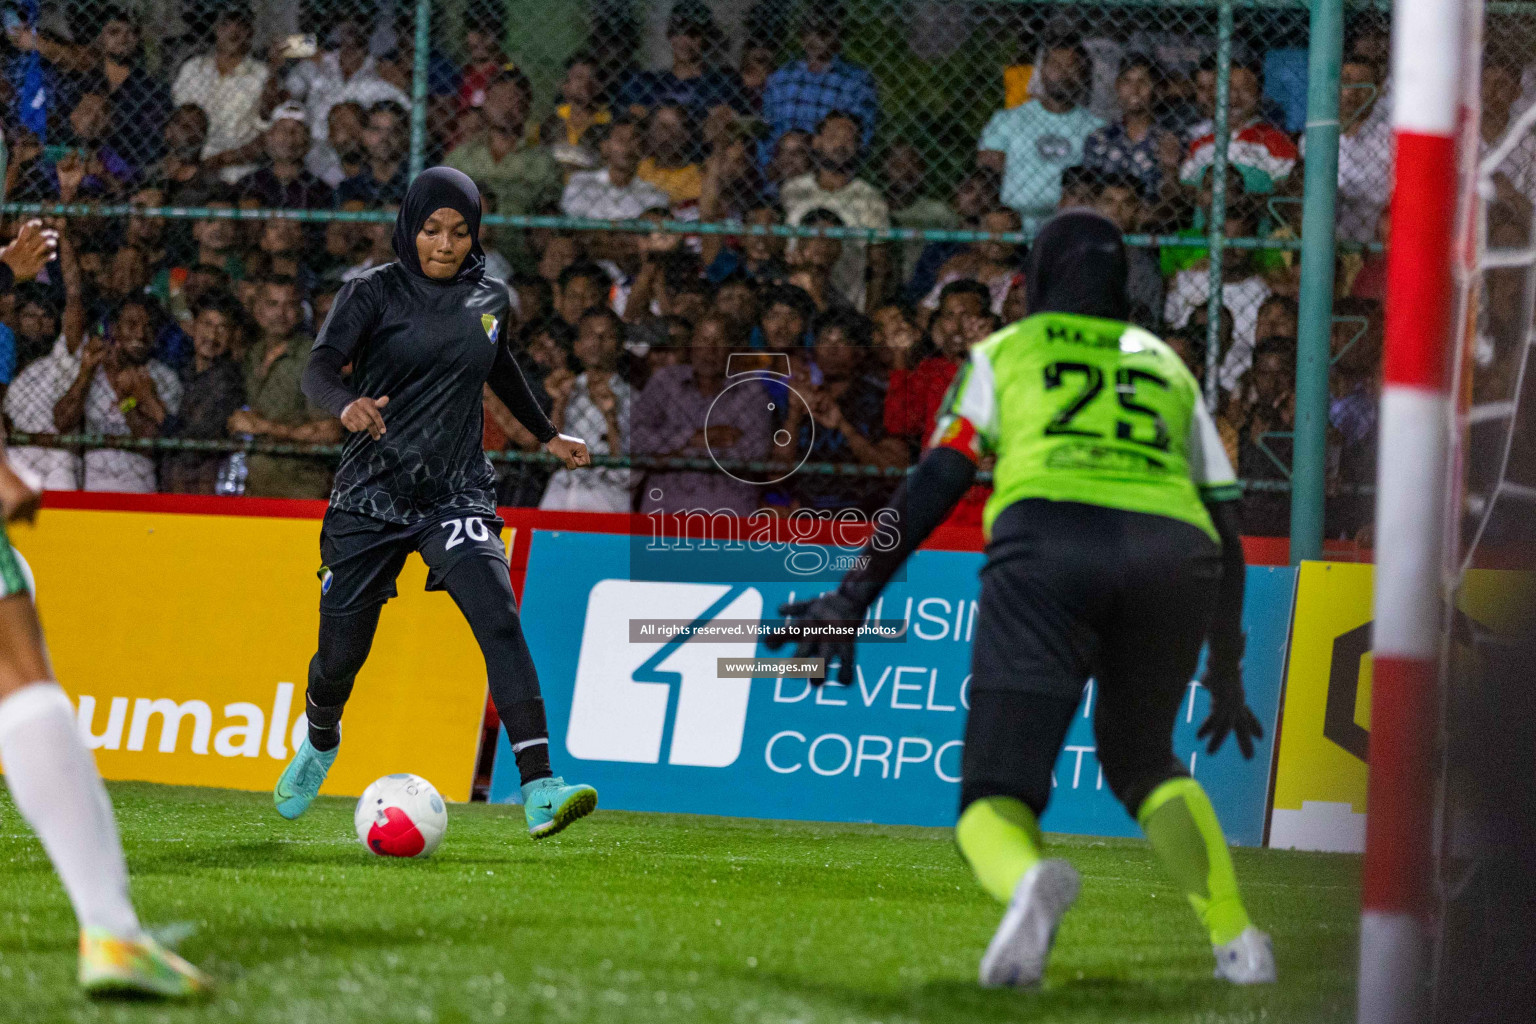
[301,345,363,418]
[304,277,379,416]
[825,347,999,606]
[1186,391,1247,687]
[770,439,977,684]
[487,343,558,445]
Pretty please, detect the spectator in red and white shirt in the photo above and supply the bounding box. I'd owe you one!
[1179,63,1298,195]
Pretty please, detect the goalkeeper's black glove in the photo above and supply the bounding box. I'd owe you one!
[763,590,867,686]
[1195,638,1264,759]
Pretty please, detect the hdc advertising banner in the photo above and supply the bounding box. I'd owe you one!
[492,530,1295,844]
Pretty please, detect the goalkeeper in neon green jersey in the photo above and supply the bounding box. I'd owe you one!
[769,210,1273,989]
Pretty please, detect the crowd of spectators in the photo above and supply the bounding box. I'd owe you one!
[0,2,1531,539]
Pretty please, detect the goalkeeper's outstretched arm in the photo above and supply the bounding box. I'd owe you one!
[836,446,978,609]
[1194,495,1266,759]
[1204,497,1247,676]
[767,445,977,684]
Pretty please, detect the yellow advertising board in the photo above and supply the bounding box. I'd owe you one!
[1268,561,1373,852]
[9,508,500,803]
[1268,562,1534,852]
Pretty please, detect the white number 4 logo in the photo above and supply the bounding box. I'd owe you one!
[566,580,760,767]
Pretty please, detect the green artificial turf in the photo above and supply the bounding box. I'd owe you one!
[0,782,1360,1023]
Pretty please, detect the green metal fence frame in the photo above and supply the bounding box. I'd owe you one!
[0,200,1379,251]
[1292,0,1344,563]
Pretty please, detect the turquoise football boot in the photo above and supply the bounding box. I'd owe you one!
[522,777,598,839]
[273,736,338,820]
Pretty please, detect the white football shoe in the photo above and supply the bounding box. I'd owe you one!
[1213,926,1277,984]
[978,858,1081,989]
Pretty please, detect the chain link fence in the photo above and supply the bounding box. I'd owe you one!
[0,1,1530,535]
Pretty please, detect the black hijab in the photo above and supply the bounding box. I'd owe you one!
[1024,209,1131,322]
[392,166,486,284]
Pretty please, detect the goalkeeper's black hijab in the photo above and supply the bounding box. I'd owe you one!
[1024,209,1131,321]
[391,166,487,285]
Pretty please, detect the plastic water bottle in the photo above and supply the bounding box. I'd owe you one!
[215,433,253,496]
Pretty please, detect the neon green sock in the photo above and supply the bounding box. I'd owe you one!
[955,796,1044,904]
[1137,778,1252,946]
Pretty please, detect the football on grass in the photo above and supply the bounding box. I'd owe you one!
[355,774,447,858]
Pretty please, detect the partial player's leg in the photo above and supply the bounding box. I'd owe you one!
[275,510,408,819]
[1093,516,1273,983]
[956,502,1112,988]
[0,549,209,997]
[419,513,596,839]
[274,605,386,818]
[958,690,1078,902]
[960,689,1083,989]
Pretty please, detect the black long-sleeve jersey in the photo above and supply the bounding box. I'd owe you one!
[304,262,557,524]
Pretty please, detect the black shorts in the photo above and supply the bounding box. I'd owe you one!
[961,499,1225,813]
[318,507,509,615]
[969,498,1222,701]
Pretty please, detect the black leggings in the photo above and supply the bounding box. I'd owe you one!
[307,553,542,717]
[960,685,1190,821]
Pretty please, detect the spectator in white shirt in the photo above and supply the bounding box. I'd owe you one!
[1163,199,1273,393]
[51,297,181,493]
[5,229,91,489]
[780,110,892,312]
[171,5,271,184]
[5,333,84,490]
[562,115,672,283]
[268,16,409,170]
[539,306,633,511]
[561,114,673,222]
[1300,53,1392,244]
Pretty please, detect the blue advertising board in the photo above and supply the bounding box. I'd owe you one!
[491,530,1295,845]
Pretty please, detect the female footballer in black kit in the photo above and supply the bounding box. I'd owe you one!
[273,167,598,839]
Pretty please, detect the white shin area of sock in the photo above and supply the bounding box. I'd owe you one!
[0,682,140,937]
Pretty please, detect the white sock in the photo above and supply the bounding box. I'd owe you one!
[0,683,140,938]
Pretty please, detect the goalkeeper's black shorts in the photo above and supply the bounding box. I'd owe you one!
[960,499,1224,814]
[969,498,1222,702]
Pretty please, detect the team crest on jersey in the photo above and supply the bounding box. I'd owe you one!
[318,566,334,595]
[481,314,499,344]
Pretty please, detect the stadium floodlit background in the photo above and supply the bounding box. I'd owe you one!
[0,1,1535,1022]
